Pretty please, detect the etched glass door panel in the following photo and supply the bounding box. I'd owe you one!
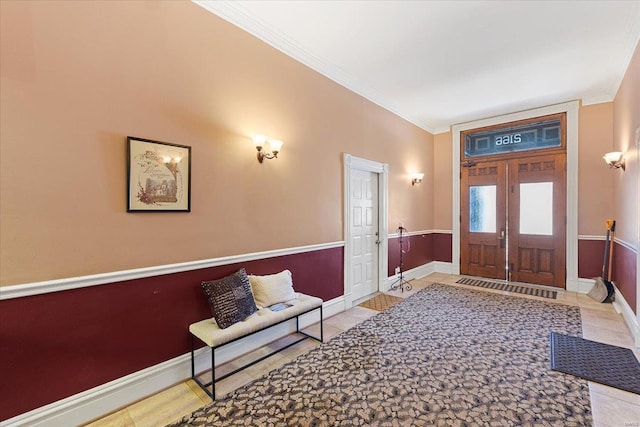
[470,185,497,233]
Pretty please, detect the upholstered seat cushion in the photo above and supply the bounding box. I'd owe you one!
[190,293,323,347]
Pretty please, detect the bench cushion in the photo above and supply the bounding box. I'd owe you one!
[190,293,322,347]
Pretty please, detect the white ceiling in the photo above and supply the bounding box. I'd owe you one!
[194,1,640,134]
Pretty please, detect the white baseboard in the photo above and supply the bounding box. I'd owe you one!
[382,261,453,290]
[0,351,193,427]
[431,261,454,274]
[612,283,639,347]
[0,296,344,427]
[568,278,595,293]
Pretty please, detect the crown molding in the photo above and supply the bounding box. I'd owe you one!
[581,95,615,106]
[191,1,436,134]
[606,1,640,99]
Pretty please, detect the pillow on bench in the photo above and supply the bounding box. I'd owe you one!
[201,268,258,329]
[248,269,296,308]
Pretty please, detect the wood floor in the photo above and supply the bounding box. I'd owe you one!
[84,273,640,427]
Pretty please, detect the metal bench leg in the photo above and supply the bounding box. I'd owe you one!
[211,346,216,400]
[320,305,324,342]
[191,335,195,378]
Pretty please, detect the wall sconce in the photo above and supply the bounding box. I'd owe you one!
[162,155,182,174]
[411,172,424,186]
[253,135,283,163]
[162,156,182,164]
[603,151,625,170]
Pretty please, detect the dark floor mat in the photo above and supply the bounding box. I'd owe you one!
[456,277,557,299]
[550,332,640,395]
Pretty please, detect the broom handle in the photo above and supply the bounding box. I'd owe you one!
[607,221,616,281]
[602,230,610,278]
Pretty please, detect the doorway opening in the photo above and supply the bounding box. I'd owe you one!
[343,154,389,308]
[459,114,567,288]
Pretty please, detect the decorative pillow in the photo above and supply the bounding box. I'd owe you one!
[248,269,297,308]
[201,268,257,329]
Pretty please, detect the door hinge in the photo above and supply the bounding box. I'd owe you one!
[511,185,514,193]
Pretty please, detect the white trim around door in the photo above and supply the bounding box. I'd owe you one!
[343,154,389,308]
[452,100,580,290]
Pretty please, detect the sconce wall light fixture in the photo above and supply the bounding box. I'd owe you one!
[411,172,424,186]
[162,156,182,164]
[603,151,625,170]
[253,135,283,163]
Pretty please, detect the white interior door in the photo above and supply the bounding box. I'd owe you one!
[350,169,379,302]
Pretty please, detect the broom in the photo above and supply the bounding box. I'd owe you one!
[587,219,615,303]
[604,220,616,302]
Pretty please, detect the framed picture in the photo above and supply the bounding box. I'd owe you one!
[127,136,191,212]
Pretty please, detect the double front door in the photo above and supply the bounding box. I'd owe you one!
[460,154,566,287]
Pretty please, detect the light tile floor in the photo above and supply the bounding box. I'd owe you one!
[85,273,640,427]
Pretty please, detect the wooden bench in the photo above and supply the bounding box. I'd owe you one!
[190,293,323,399]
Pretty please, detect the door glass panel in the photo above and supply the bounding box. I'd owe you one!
[469,185,496,232]
[520,182,553,235]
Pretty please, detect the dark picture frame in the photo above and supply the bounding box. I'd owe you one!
[127,136,191,212]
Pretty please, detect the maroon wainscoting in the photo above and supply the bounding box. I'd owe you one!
[578,239,606,279]
[386,232,452,277]
[612,242,637,314]
[432,233,453,263]
[388,233,433,276]
[0,246,343,421]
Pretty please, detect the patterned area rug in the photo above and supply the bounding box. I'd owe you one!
[171,283,591,426]
[456,277,558,299]
[358,293,403,311]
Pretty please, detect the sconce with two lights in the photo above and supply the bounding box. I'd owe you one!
[411,173,424,186]
[253,135,283,163]
[603,151,625,171]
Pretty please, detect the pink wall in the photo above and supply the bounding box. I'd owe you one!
[0,1,434,421]
[433,132,453,231]
[612,41,640,314]
[1,0,637,421]
[0,1,433,287]
[578,103,614,235]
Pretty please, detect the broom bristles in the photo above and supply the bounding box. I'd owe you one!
[587,277,609,303]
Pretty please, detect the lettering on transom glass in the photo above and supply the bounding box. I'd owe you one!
[464,118,561,158]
